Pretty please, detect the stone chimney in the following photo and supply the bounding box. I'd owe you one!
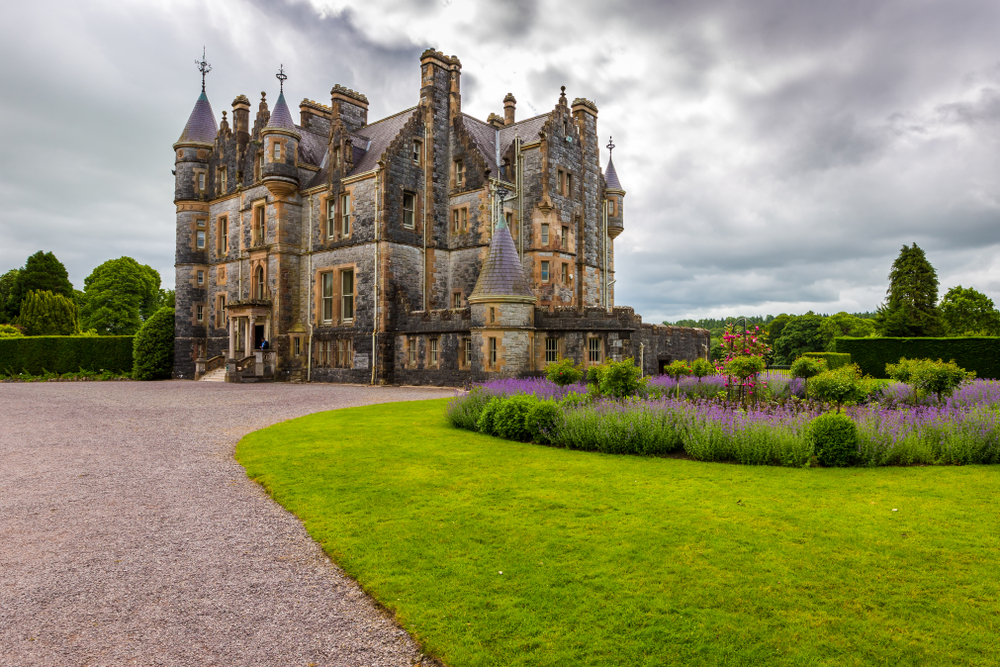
[503,93,516,125]
[487,113,504,129]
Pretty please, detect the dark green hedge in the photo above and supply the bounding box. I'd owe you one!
[0,336,133,375]
[801,352,852,370]
[835,337,1000,379]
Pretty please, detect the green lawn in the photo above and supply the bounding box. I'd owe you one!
[236,398,1000,667]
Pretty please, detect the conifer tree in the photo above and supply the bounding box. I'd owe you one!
[0,268,20,323]
[16,289,80,336]
[5,252,74,320]
[876,243,943,337]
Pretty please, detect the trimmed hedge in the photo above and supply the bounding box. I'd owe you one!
[835,337,1000,379]
[802,352,852,370]
[0,336,133,375]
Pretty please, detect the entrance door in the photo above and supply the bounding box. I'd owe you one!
[254,324,265,350]
[658,356,672,375]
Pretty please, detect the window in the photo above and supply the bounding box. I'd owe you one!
[196,305,204,322]
[429,338,438,366]
[463,338,472,367]
[196,231,206,249]
[293,337,301,356]
[197,270,204,286]
[561,225,568,249]
[541,224,549,245]
[254,205,266,245]
[454,160,464,188]
[322,272,334,322]
[341,193,351,237]
[505,212,513,230]
[216,294,226,324]
[452,292,462,308]
[337,339,345,367]
[327,199,336,239]
[198,172,205,191]
[567,173,573,198]
[197,218,206,228]
[588,337,602,363]
[562,119,568,135]
[218,216,228,254]
[452,209,460,233]
[557,169,564,195]
[412,140,422,165]
[217,167,227,194]
[408,338,417,366]
[541,260,549,282]
[561,263,569,284]
[461,208,468,232]
[273,142,281,161]
[254,266,265,300]
[489,337,497,367]
[489,307,496,324]
[402,192,415,229]
[341,269,354,322]
[545,338,558,363]
[345,338,353,367]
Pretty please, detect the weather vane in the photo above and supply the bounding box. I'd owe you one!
[195,47,211,92]
[607,136,615,158]
[276,64,287,93]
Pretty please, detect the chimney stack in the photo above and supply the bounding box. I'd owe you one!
[503,92,516,125]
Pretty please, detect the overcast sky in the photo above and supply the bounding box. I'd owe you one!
[2,0,999,322]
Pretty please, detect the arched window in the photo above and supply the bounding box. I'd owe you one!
[255,266,265,300]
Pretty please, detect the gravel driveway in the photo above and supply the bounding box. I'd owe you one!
[0,381,455,667]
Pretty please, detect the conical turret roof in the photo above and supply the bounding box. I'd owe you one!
[605,156,623,191]
[469,217,535,302]
[177,91,218,144]
[266,91,297,132]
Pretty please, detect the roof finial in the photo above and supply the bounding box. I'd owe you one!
[196,47,211,93]
[559,85,567,106]
[607,135,615,158]
[276,64,287,93]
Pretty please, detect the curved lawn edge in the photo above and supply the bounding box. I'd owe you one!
[236,398,1000,667]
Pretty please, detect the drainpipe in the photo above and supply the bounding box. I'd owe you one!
[307,194,314,383]
[372,164,382,385]
[422,124,429,312]
[602,198,608,309]
[516,136,523,260]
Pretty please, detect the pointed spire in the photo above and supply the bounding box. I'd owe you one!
[177,51,218,144]
[605,136,623,191]
[469,194,534,302]
[266,65,297,132]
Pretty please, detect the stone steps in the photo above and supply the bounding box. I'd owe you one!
[200,367,227,382]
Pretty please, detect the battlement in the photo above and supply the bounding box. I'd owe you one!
[330,85,368,106]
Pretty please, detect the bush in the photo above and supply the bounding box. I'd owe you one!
[0,335,133,374]
[447,388,492,430]
[801,352,851,370]
[598,358,646,399]
[910,359,975,404]
[791,355,827,379]
[836,336,1000,380]
[0,323,23,338]
[132,307,174,380]
[546,358,583,387]
[691,358,715,381]
[16,289,79,336]
[493,394,539,441]
[476,397,503,435]
[525,400,563,444]
[809,412,858,467]
[808,364,867,411]
[586,364,605,385]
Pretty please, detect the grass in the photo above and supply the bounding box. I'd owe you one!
[236,398,1000,667]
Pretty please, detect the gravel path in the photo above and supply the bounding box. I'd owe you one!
[0,381,455,667]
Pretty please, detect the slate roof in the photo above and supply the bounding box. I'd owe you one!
[350,107,419,174]
[267,91,297,131]
[469,216,535,301]
[177,91,218,144]
[297,128,327,167]
[460,112,551,177]
[498,113,549,157]
[605,156,623,191]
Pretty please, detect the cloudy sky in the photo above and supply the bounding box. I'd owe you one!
[2,0,999,322]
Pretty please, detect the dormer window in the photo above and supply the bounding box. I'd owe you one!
[454,160,464,188]
[412,140,422,166]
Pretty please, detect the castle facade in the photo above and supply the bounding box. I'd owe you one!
[173,49,708,383]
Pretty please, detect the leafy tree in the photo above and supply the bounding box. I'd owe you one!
[767,314,793,344]
[910,359,975,404]
[819,312,877,350]
[5,252,73,320]
[773,314,825,365]
[807,364,867,412]
[876,243,943,336]
[132,307,175,380]
[16,290,80,336]
[664,360,692,398]
[691,358,715,381]
[791,356,827,394]
[0,269,21,323]
[80,257,162,335]
[939,286,1000,336]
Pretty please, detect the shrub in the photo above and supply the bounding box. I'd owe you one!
[132,307,174,380]
[910,359,975,404]
[493,394,539,441]
[791,355,827,394]
[546,358,583,387]
[809,412,858,467]
[598,358,646,399]
[808,364,867,411]
[0,323,23,338]
[16,289,79,336]
[524,400,563,444]
[476,397,503,435]
[0,335,133,374]
[447,388,492,430]
[691,358,715,381]
[801,352,851,370]
[586,364,605,385]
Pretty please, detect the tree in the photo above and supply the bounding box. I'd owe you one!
[5,251,74,321]
[875,243,943,337]
[0,268,20,323]
[819,312,877,350]
[132,307,175,380]
[939,286,1000,336]
[16,290,80,336]
[767,314,793,344]
[773,314,825,365]
[79,257,162,335]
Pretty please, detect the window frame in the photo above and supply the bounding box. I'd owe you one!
[197,270,205,286]
[454,160,464,188]
[561,263,569,284]
[321,272,334,322]
[198,172,206,192]
[561,225,568,249]
[541,223,549,246]
[327,198,336,239]
[340,269,354,324]
[341,192,351,238]
[218,216,229,255]
[216,294,226,326]
[196,230,206,249]
[488,337,497,368]
[407,337,417,367]
[541,260,550,283]
[254,266,265,300]
[196,304,204,323]
[588,337,603,364]
[545,337,559,363]
[273,142,281,161]
[412,139,422,166]
[463,337,472,368]
[253,204,266,245]
[429,338,438,366]
[402,191,416,229]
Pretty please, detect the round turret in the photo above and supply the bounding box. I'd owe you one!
[173,90,217,202]
[604,153,625,239]
[261,87,300,198]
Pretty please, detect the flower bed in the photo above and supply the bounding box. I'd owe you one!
[448,377,1000,467]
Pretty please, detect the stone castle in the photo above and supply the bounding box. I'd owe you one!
[172,49,708,383]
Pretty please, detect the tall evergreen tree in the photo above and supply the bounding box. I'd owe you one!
[5,251,74,320]
[16,290,80,336]
[876,243,943,337]
[0,268,21,323]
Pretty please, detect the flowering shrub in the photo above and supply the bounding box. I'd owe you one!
[598,358,647,399]
[545,358,583,387]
